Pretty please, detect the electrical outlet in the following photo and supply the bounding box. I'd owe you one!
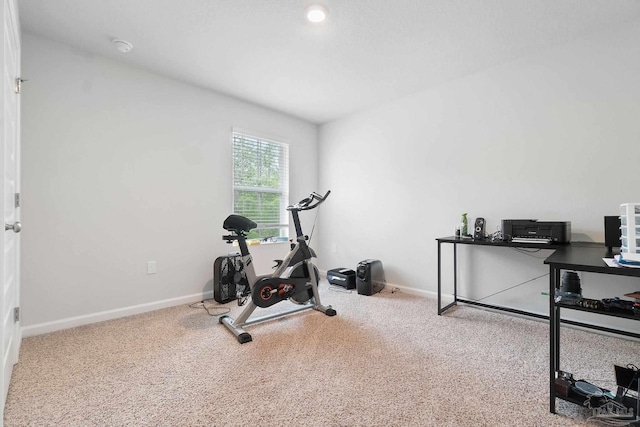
[147,261,157,275]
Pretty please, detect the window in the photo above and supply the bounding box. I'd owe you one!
[232,131,289,240]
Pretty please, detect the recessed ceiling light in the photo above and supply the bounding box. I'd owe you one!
[306,4,328,23]
[112,39,133,53]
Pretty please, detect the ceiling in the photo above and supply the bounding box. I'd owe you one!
[18,0,640,124]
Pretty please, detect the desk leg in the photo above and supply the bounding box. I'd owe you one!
[549,265,558,414]
[453,243,458,304]
[554,267,561,369]
[549,265,555,413]
[438,241,442,314]
[437,241,458,315]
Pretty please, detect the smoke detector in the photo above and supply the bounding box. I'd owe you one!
[112,39,133,53]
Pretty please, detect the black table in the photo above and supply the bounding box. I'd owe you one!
[544,245,640,414]
[437,237,640,416]
[436,236,566,317]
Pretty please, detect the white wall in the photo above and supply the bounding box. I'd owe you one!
[317,19,640,332]
[20,34,318,334]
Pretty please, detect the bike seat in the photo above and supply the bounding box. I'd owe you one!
[223,215,257,234]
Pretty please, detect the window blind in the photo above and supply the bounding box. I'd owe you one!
[232,132,289,239]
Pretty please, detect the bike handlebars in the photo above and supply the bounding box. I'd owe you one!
[287,190,331,212]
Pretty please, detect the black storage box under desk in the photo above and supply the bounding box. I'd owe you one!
[327,268,356,289]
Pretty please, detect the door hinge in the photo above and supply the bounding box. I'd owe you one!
[14,193,20,208]
[15,77,26,94]
[14,307,19,322]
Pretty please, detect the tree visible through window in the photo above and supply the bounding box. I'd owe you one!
[232,132,289,240]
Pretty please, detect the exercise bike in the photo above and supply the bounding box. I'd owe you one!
[219,190,336,343]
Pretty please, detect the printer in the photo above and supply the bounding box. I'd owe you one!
[502,219,571,243]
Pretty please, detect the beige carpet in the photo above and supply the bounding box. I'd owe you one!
[4,285,639,426]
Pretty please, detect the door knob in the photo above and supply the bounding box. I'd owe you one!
[5,222,21,233]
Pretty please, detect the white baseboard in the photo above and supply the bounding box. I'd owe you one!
[21,291,213,337]
[20,276,444,338]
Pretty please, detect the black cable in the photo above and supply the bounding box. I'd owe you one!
[455,240,551,302]
[458,273,549,303]
[622,364,639,398]
[308,207,320,245]
[510,247,551,260]
[512,247,542,254]
[188,300,231,317]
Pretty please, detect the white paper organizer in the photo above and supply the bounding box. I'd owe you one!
[620,203,640,263]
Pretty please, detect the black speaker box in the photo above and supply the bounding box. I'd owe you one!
[474,217,485,240]
[604,216,621,253]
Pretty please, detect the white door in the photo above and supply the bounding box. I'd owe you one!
[0,0,21,416]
